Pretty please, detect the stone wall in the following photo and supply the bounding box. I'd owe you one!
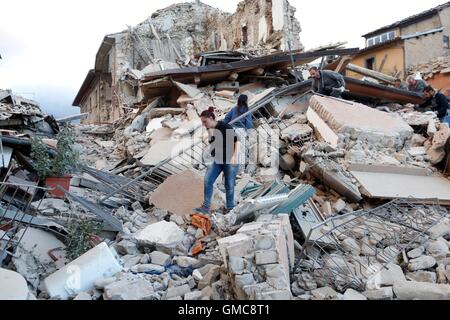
[218,214,295,300]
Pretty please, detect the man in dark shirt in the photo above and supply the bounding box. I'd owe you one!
[309,66,346,98]
[394,78,408,90]
[194,107,240,215]
[407,75,428,93]
[418,86,449,122]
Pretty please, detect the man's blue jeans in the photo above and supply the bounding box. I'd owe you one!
[203,162,239,210]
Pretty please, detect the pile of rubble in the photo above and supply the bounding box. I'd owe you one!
[1,4,450,303]
[408,56,450,81]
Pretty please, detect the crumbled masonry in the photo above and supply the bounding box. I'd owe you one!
[1,0,450,301]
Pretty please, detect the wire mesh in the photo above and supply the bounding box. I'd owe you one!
[0,182,49,266]
[296,198,448,292]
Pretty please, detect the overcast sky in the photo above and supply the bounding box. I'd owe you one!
[0,0,445,117]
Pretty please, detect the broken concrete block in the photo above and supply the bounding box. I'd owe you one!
[363,287,394,300]
[436,264,448,284]
[307,95,413,148]
[255,250,279,265]
[94,277,117,290]
[173,256,200,268]
[408,256,437,272]
[149,170,204,216]
[407,246,425,259]
[116,239,139,256]
[166,284,191,299]
[12,227,66,289]
[341,237,361,255]
[367,263,406,288]
[279,153,296,171]
[122,255,142,270]
[259,290,292,300]
[393,281,450,300]
[291,281,306,297]
[170,214,185,226]
[405,271,437,283]
[297,274,317,291]
[426,239,449,258]
[333,199,346,213]
[150,251,171,266]
[74,292,92,300]
[135,221,185,251]
[0,268,33,300]
[104,279,155,300]
[130,264,165,274]
[281,123,313,141]
[43,242,122,300]
[342,288,367,300]
[184,290,203,300]
[198,265,220,290]
[427,218,450,239]
[234,273,256,299]
[311,286,338,300]
[217,233,253,267]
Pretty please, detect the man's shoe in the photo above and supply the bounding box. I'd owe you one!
[193,206,210,215]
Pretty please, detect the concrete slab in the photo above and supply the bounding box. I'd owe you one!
[149,170,204,216]
[350,164,450,204]
[308,95,413,148]
[43,242,122,299]
[141,138,191,166]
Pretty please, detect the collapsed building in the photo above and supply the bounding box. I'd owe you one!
[1,1,450,302]
[72,0,303,124]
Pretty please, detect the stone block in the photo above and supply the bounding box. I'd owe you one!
[255,250,278,265]
[150,251,171,266]
[103,279,155,300]
[166,284,191,299]
[393,281,450,300]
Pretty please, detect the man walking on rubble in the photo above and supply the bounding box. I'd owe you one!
[194,107,240,215]
[406,75,428,93]
[417,86,450,124]
[309,66,346,98]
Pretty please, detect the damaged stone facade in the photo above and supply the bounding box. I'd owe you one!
[73,0,303,124]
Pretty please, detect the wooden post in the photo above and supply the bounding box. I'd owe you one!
[346,63,397,85]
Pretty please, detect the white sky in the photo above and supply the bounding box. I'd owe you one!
[0,0,446,116]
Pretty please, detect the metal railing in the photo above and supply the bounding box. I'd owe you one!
[0,182,49,266]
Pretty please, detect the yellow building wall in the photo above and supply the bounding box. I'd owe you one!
[348,43,406,80]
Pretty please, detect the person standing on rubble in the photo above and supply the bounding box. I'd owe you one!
[406,75,428,93]
[417,86,450,124]
[224,94,252,172]
[309,66,346,98]
[194,107,240,215]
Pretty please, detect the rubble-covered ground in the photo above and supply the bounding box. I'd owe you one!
[1,4,450,302]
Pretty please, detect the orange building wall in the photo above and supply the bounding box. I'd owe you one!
[425,73,450,96]
[348,43,406,79]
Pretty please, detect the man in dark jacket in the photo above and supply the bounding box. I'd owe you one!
[309,67,346,98]
[406,75,428,93]
[418,86,449,122]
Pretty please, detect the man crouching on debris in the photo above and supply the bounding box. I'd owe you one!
[417,86,450,124]
[194,107,240,215]
[309,66,346,98]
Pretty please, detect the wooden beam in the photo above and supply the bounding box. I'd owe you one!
[334,55,352,73]
[346,63,397,85]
